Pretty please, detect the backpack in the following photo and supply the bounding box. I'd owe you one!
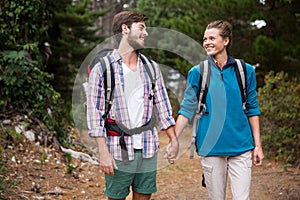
[83,48,157,119]
[189,59,247,159]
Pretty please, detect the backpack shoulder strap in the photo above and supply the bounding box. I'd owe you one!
[140,54,156,100]
[88,49,112,75]
[99,56,114,119]
[234,59,247,113]
[196,60,210,115]
[190,59,211,159]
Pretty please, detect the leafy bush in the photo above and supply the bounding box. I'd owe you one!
[258,71,300,166]
[0,1,70,142]
[0,157,16,199]
[0,49,66,131]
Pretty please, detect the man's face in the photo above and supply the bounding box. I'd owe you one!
[126,21,148,50]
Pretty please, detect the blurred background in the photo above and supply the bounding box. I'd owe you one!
[0,0,299,178]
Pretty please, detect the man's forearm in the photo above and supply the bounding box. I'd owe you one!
[95,137,110,154]
[165,125,177,141]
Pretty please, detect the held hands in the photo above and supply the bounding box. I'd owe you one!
[253,146,264,166]
[165,137,179,164]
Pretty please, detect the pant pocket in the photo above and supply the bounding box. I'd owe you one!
[200,157,213,173]
[201,163,212,188]
[202,163,213,173]
[247,158,252,168]
[243,150,253,168]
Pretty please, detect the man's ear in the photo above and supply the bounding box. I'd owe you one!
[122,24,129,34]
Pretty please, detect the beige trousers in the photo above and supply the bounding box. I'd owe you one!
[200,151,252,200]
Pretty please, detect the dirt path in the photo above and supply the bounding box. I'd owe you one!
[3,127,300,200]
[150,127,299,200]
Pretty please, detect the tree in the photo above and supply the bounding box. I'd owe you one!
[46,0,110,100]
[136,0,258,76]
[251,0,300,84]
[0,0,66,132]
[136,0,300,86]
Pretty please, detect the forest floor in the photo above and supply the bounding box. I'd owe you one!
[2,127,300,200]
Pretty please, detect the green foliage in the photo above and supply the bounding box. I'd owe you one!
[0,0,70,144]
[46,0,109,100]
[258,71,300,166]
[137,0,300,84]
[137,0,255,39]
[40,151,48,165]
[65,153,77,174]
[0,0,53,50]
[66,164,77,174]
[136,0,258,75]
[4,127,23,142]
[0,49,64,131]
[0,157,16,199]
[252,1,300,81]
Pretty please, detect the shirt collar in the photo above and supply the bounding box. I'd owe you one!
[212,57,227,68]
[208,55,236,68]
[110,49,143,63]
[110,49,122,62]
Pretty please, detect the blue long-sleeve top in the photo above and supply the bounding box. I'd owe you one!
[178,55,261,156]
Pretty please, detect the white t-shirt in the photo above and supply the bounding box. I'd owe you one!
[122,62,144,149]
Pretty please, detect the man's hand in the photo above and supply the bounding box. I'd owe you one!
[99,149,118,176]
[96,137,118,176]
[253,146,264,166]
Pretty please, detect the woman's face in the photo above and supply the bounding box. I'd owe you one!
[203,28,229,57]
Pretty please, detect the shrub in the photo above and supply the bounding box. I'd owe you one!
[0,0,69,139]
[258,71,300,166]
[0,50,65,131]
[0,157,16,199]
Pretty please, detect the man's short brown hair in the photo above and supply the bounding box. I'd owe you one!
[112,11,148,35]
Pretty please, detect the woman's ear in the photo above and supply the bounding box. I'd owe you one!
[224,37,230,47]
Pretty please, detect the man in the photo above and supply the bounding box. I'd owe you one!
[87,11,179,200]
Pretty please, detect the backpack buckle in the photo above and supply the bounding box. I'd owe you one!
[105,99,112,105]
[149,90,154,100]
[200,104,208,115]
[201,104,207,114]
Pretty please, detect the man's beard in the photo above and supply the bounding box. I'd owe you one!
[127,34,144,51]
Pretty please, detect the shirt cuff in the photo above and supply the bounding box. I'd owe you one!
[159,116,175,130]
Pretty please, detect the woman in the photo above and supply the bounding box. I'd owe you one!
[175,20,264,200]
